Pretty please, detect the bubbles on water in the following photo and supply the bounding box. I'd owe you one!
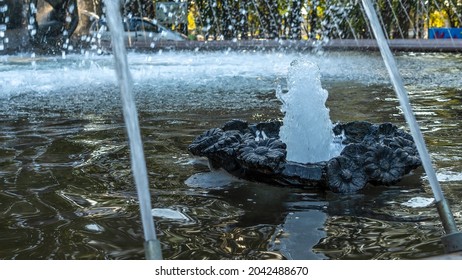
[28,2,38,38]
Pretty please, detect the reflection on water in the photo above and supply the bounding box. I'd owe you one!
[0,51,461,259]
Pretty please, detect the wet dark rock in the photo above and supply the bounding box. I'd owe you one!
[250,120,282,139]
[189,120,421,194]
[333,121,374,144]
[278,162,326,187]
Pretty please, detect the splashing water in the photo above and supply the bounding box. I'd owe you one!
[0,0,8,51]
[277,59,342,164]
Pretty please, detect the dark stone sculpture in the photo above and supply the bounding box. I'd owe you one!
[189,119,421,193]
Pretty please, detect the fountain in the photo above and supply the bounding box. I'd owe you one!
[277,59,337,163]
[189,0,462,254]
[189,61,422,193]
[0,0,461,260]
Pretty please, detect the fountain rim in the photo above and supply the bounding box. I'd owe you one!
[127,39,462,53]
[2,38,462,55]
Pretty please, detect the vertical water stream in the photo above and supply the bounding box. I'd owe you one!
[361,0,462,252]
[277,59,341,163]
[104,0,161,259]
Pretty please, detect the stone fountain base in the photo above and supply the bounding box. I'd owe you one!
[188,119,421,193]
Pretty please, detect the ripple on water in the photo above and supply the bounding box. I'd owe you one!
[0,52,461,259]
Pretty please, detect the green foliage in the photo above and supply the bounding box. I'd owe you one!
[89,0,462,39]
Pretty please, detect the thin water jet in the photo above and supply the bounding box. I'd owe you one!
[361,0,462,254]
[104,0,161,260]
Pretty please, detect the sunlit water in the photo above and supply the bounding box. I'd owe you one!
[0,51,461,259]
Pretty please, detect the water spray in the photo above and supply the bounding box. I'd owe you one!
[104,0,162,260]
[361,0,462,254]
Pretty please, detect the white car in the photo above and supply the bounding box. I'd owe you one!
[89,16,186,43]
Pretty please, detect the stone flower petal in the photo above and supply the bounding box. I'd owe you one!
[203,130,242,156]
[364,144,405,185]
[327,156,368,193]
[340,143,368,163]
[188,128,223,156]
[237,138,286,174]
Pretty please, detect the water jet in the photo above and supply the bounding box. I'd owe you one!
[189,57,423,194]
[1,0,462,260]
[362,0,462,254]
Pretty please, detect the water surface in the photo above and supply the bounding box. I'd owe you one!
[0,51,461,259]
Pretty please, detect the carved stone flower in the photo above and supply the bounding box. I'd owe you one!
[203,130,244,171]
[364,144,406,185]
[203,131,242,156]
[340,143,368,163]
[237,138,287,174]
[327,156,368,193]
[382,136,421,172]
[188,128,223,156]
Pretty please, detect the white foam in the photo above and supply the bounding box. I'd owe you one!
[0,51,389,97]
[151,208,190,221]
[436,171,462,182]
[184,170,241,189]
[277,59,341,163]
[401,197,435,208]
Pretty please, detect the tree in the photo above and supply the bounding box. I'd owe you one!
[80,0,462,40]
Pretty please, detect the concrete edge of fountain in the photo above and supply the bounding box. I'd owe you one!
[2,38,462,55]
[103,39,462,53]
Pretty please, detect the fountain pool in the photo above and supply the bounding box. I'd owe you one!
[0,50,461,259]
